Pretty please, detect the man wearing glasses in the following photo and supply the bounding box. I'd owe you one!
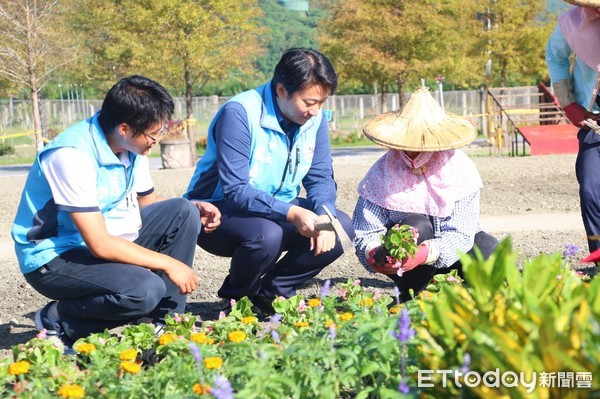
[12,75,220,351]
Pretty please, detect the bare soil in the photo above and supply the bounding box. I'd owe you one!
[0,149,592,359]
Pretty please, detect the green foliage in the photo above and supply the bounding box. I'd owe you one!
[329,131,373,147]
[0,143,15,156]
[479,0,554,87]
[381,224,419,261]
[417,237,600,398]
[64,0,265,116]
[2,247,598,398]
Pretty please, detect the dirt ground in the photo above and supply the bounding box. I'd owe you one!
[0,148,593,359]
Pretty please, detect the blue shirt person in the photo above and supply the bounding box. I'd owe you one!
[184,48,354,314]
[12,76,220,348]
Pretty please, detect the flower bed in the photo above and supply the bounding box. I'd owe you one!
[1,239,598,398]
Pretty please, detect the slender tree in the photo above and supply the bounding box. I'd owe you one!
[478,0,553,87]
[0,0,77,151]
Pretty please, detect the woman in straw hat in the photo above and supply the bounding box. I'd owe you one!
[546,0,600,261]
[352,86,498,301]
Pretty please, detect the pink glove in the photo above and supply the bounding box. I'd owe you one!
[563,102,594,127]
[581,248,600,263]
[400,244,429,272]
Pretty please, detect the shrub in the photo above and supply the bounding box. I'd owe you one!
[0,143,15,156]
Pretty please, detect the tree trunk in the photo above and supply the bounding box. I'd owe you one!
[500,60,507,88]
[31,84,43,152]
[380,80,387,113]
[184,67,193,140]
[397,75,405,109]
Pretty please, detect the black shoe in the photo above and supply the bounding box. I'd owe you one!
[249,294,275,318]
[218,298,234,316]
[34,301,75,354]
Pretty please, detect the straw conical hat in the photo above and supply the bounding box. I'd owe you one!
[562,0,600,7]
[362,86,477,151]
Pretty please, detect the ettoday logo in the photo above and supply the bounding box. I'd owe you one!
[418,369,593,393]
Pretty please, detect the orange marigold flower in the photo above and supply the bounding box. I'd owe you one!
[325,319,336,328]
[228,330,247,343]
[119,349,138,361]
[121,361,142,374]
[204,356,223,369]
[307,298,321,307]
[294,321,310,328]
[8,360,30,376]
[339,312,354,321]
[389,306,400,314]
[75,342,96,354]
[359,298,373,307]
[159,332,177,346]
[241,316,257,325]
[190,332,209,344]
[58,383,85,399]
[193,383,211,395]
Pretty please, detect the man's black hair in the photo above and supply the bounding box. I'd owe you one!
[272,48,338,97]
[98,75,174,136]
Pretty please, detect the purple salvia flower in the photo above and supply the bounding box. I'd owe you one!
[562,243,579,257]
[268,313,282,324]
[189,343,202,364]
[270,330,280,343]
[328,325,336,340]
[320,279,331,300]
[391,308,415,342]
[189,342,205,381]
[398,380,410,394]
[393,286,400,305]
[461,353,471,374]
[211,374,235,399]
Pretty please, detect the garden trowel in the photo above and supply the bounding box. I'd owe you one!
[315,205,354,253]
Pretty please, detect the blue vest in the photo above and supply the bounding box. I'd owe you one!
[12,114,141,274]
[185,82,322,202]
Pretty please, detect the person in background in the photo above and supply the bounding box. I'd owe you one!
[546,0,600,261]
[184,48,354,314]
[12,75,220,349]
[352,86,498,302]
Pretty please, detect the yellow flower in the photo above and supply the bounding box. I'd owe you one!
[191,332,209,344]
[294,321,310,328]
[339,312,354,321]
[193,383,211,395]
[359,298,373,307]
[390,306,400,314]
[121,361,142,374]
[241,316,257,325]
[159,332,177,346]
[228,330,247,343]
[119,348,138,361]
[75,342,96,354]
[58,383,85,399]
[204,356,223,369]
[307,298,321,307]
[325,319,336,328]
[8,360,30,375]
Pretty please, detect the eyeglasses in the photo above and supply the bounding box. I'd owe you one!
[141,124,168,144]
